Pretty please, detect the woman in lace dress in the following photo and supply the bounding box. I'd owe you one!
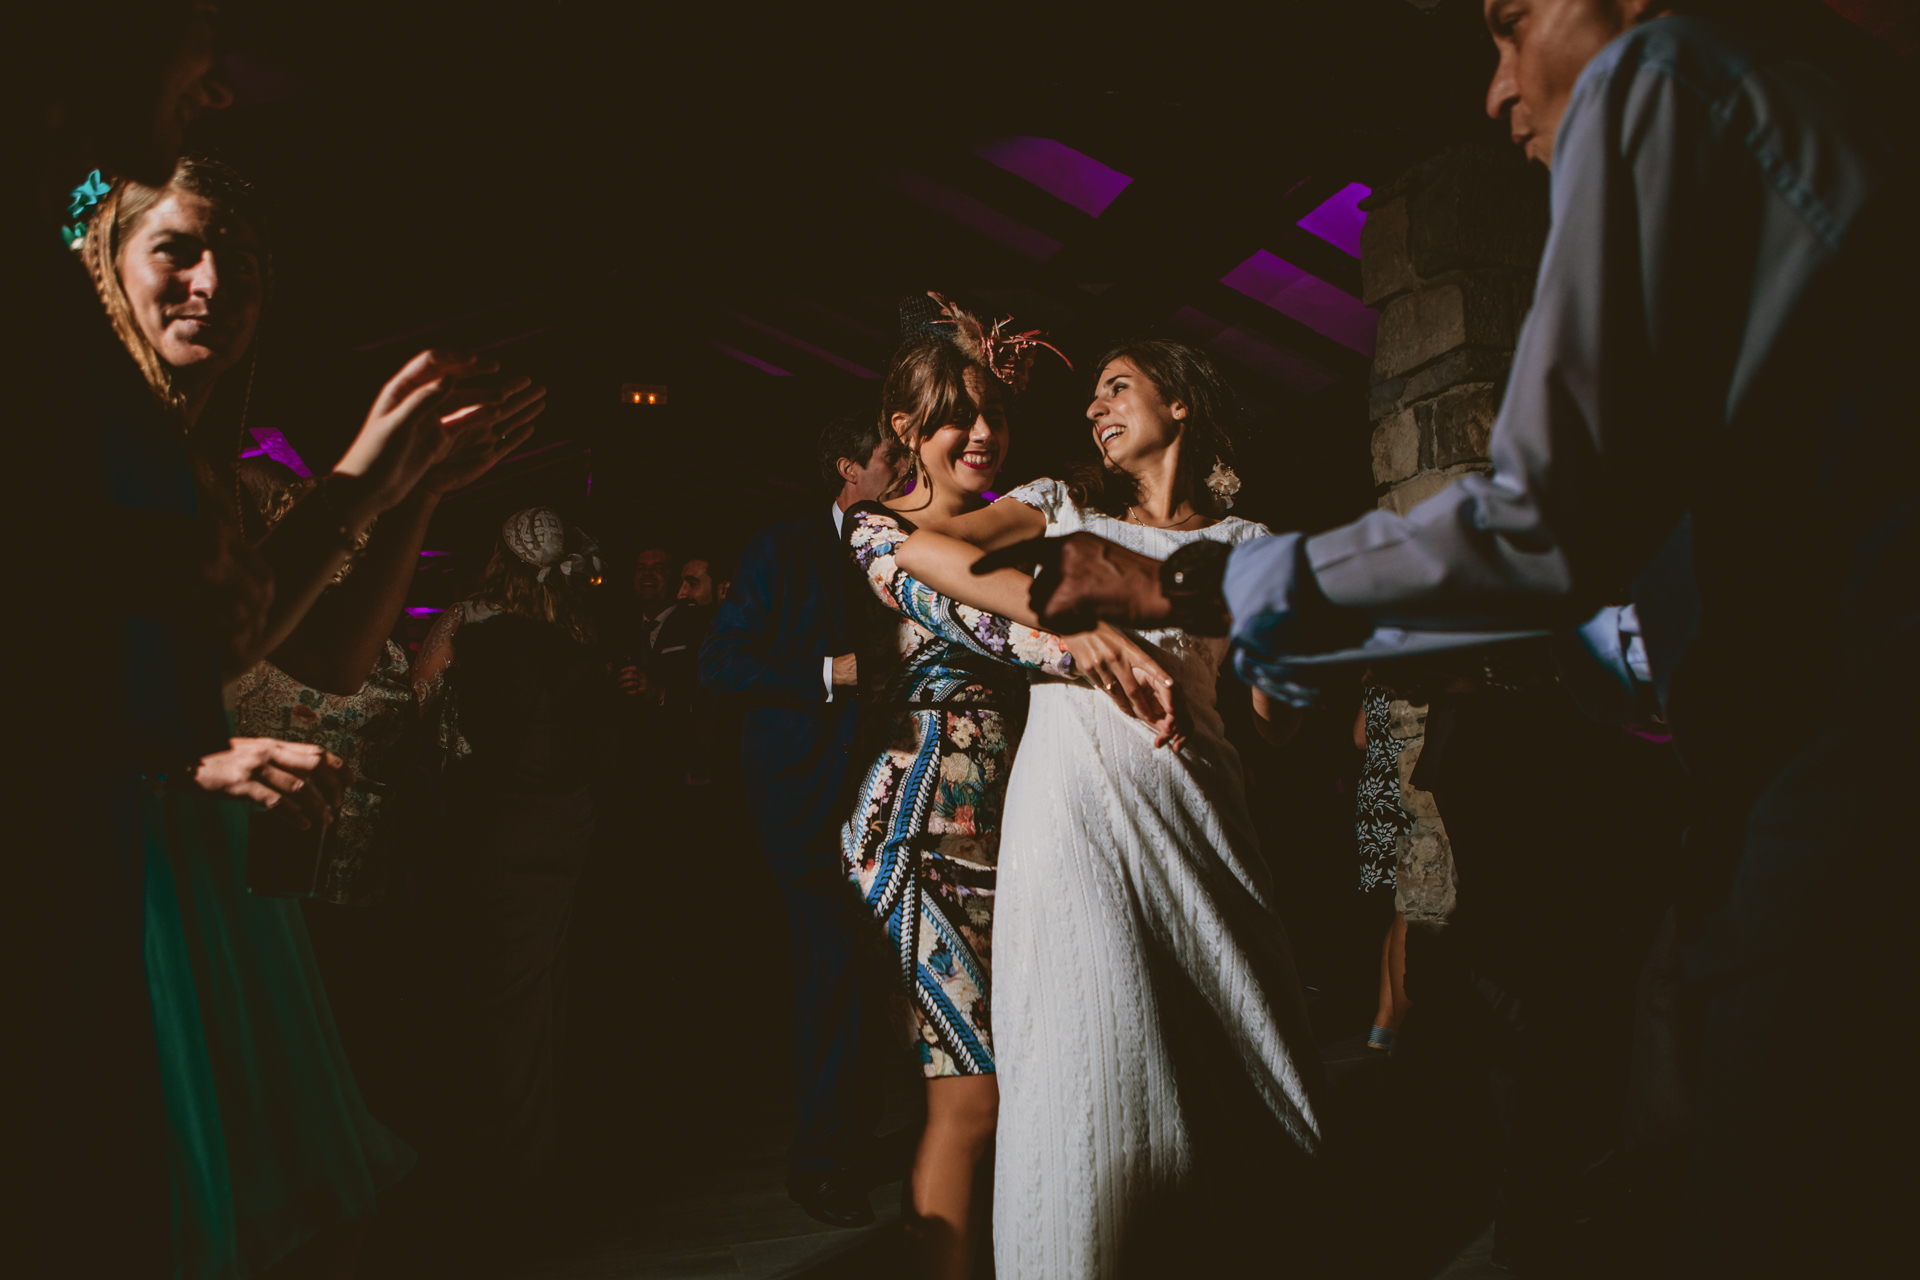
[892,339,1327,1277]
[844,304,1180,1280]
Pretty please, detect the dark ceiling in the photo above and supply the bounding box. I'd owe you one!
[184,0,1905,612]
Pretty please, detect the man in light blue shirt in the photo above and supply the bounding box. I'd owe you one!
[985,4,1912,1271]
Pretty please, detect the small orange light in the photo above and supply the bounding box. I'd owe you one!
[647,393,657,404]
[620,382,669,406]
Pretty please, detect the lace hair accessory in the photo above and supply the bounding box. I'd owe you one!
[502,507,602,584]
[1206,459,1242,510]
[902,291,1071,393]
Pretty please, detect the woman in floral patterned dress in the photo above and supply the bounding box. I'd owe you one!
[842,301,1179,1280]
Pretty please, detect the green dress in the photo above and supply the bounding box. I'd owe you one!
[101,316,411,1276]
[144,778,415,1278]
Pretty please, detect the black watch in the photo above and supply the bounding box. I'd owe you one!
[1158,540,1233,636]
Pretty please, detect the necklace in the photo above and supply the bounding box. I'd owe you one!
[1127,504,1202,530]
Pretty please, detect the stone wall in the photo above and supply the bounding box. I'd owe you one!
[1359,144,1549,923]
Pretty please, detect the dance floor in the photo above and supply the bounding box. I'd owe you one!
[360,1035,1506,1279]
[353,797,1510,1278]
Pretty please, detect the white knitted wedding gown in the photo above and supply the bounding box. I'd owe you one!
[991,481,1325,1279]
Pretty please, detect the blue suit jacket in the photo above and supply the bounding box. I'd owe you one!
[700,508,860,863]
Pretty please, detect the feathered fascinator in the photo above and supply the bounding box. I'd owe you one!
[503,507,603,585]
[900,291,1070,394]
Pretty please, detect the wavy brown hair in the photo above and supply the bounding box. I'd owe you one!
[877,333,998,510]
[1067,338,1239,520]
[474,539,599,647]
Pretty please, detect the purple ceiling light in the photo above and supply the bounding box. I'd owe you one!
[1296,182,1371,257]
[1220,250,1379,356]
[709,303,878,378]
[881,170,1062,263]
[1169,306,1336,394]
[245,426,311,477]
[712,342,793,377]
[972,137,1134,218]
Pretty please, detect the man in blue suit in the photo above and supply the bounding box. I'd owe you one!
[700,415,905,1227]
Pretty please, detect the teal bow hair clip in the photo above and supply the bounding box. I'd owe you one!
[60,170,112,249]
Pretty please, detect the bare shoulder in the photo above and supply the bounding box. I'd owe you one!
[412,606,466,690]
[944,490,1048,549]
[1211,516,1274,547]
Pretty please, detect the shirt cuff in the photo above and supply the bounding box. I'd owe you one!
[1223,533,1303,651]
[822,655,836,704]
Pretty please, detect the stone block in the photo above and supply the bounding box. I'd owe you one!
[1371,408,1421,486]
[1360,196,1418,308]
[1373,282,1466,381]
[1371,274,1518,381]
[1387,699,1427,740]
[1369,374,1408,422]
[1379,468,1450,515]
[1406,144,1550,278]
[1397,347,1513,410]
[1429,382,1502,468]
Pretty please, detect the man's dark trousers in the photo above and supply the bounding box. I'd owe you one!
[700,508,871,1173]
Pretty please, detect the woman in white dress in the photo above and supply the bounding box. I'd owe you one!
[891,339,1328,1277]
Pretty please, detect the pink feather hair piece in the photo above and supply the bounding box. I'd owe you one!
[924,291,1071,393]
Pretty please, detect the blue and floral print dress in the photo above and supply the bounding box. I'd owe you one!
[841,503,1074,1078]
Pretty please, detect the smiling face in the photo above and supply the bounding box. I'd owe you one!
[910,366,1008,504]
[1483,0,1656,168]
[632,548,675,610]
[116,188,263,388]
[677,558,728,607]
[1088,357,1188,470]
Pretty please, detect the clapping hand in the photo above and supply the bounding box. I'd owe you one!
[421,370,549,496]
[332,349,548,523]
[193,738,350,831]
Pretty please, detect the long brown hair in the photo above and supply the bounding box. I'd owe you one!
[474,540,599,647]
[1067,338,1240,520]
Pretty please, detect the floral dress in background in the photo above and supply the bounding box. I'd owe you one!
[840,502,1074,1078]
[232,640,418,905]
[1355,686,1409,894]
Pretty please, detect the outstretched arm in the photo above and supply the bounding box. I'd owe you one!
[851,508,1068,675]
[929,494,1047,552]
[269,379,546,694]
[893,524,1045,630]
[411,607,463,695]
[857,508,1179,736]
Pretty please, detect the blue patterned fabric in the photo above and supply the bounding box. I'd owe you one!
[840,503,1072,1077]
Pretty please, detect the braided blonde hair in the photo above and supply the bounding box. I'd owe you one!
[78,155,271,527]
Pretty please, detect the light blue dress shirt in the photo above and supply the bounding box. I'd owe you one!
[1231,15,1906,706]
[1228,15,1916,973]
